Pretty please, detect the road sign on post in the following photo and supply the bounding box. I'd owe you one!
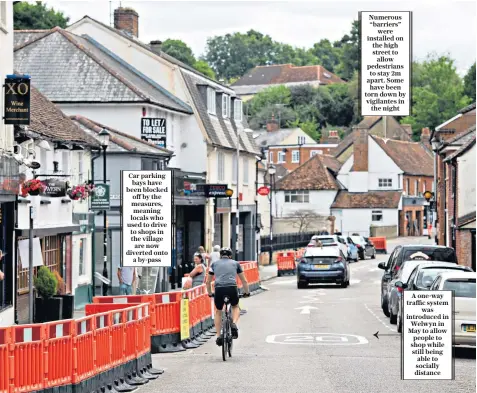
[91,183,110,210]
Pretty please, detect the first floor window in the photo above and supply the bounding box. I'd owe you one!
[217,151,225,181]
[278,151,286,163]
[269,151,273,163]
[284,190,309,203]
[372,210,383,222]
[291,150,300,163]
[378,178,392,188]
[310,150,323,157]
[207,88,216,115]
[242,156,248,184]
[79,238,86,276]
[232,155,237,183]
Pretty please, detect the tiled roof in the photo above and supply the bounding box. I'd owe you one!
[232,64,344,87]
[331,191,402,209]
[443,133,476,162]
[14,28,192,114]
[24,83,100,147]
[333,129,360,158]
[355,116,381,129]
[181,70,259,154]
[275,154,342,191]
[371,136,434,176]
[459,102,476,114]
[70,116,172,155]
[14,30,51,48]
[68,16,220,85]
[444,125,476,146]
[254,128,301,148]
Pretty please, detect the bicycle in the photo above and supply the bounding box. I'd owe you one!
[210,292,250,361]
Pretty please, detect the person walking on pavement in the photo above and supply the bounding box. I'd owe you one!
[118,266,136,295]
[209,245,221,265]
[189,253,208,288]
[132,267,143,294]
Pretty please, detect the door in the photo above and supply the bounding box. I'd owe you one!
[187,221,201,272]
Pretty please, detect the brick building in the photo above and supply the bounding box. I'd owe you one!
[254,118,338,171]
[430,103,476,268]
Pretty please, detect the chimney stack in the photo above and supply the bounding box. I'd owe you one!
[421,127,430,142]
[351,130,368,172]
[114,7,139,38]
[149,40,162,54]
[266,114,280,132]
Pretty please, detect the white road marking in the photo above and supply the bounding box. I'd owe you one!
[364,304,394,332]
[295,305,318,314]
[266,333,368,346]
[299,299,324,304]
[369,268,379,272]
[269,279,295,285]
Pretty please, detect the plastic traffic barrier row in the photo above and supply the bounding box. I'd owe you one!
[1,303,153,393]
[368,237,387,254]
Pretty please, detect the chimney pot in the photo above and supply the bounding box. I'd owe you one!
[149,40,162,54]
[114,7,139,38]
[266,117,279,132]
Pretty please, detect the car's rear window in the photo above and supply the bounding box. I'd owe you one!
[351,236,363,244]
[304,256,338,264]
[318,238,336,244]
[442,279,476,298]
[403,248,456,263]
[417,267,468,287]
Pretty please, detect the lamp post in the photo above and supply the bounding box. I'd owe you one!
[98,128,110,296]
[431,137,442,241]
[235,129,242,261]
[268,164,276,264]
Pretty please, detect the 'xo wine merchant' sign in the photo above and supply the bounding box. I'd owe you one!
[4,75,31,126]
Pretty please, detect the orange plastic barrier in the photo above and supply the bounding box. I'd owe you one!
[11,324,45,393]
[0,327,11,393]
[44,320,74,388]
[369,237,387,253]
[72,315,95,384]
[276,252,296,275]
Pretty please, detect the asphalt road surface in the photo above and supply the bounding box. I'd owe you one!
[145,248,476,393]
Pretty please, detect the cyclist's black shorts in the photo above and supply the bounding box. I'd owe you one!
[214,285,239,310]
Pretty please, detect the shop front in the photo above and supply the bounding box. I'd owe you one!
[400,196,427,237]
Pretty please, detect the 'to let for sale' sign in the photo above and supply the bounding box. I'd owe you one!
[141,118,166,148]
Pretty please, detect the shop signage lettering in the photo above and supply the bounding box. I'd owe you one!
[193,184,229,198]
[42,179,67,197]
[141,118,166,148]
[4,76,31,125]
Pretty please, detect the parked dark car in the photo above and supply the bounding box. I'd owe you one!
[378,245,457,317]
[349,235,376,260]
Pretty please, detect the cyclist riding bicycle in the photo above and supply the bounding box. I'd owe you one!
[206,247,250,346]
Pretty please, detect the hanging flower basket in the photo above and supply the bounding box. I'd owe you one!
[21,179,46,197]
[68,183,95,201]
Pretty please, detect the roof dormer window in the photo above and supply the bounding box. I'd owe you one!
[222,94,229,118]
[207,87,216,115]
[234,99,243,122]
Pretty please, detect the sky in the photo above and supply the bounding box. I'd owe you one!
[41,0,476,75]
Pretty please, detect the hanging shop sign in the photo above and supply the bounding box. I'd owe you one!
[91,183,110,210]
[4,75,31,125]
[141,118,166,148]
[41,179,67,197]
[257,186,270,196]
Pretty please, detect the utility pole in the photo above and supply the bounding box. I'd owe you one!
[235,129,241,261]
[28,206,34,323]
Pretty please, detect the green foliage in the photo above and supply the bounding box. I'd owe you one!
[299,119,320,140]
[14,1,69,30]
[401,55,472,140]
[161,39,196,67]
[193,60,215,79]
[248,104,296,130]
[463,62,476,101]
[34,266,58,299]
[248,85,291,116]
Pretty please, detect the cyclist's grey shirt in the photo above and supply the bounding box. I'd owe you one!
[209,258,243,288]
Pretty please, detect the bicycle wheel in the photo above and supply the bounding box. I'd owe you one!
[222,312,228,361]
[228,314,233,358]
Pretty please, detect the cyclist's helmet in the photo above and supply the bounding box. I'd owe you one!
[220,247,233,258]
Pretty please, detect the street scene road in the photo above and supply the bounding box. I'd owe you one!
[145,239,476,393]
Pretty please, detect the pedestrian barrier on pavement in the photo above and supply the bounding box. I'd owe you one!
[276,252,296,276]
[369,237,387,254]
[1,303,156,393]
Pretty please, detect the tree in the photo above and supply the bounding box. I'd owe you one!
[463,62,476,101]
[401,55,471,140]
[247,85,291,116]
[310,39,341,73]
[14,1,69,30]
[193,60,215,79]
[248,104,296,130]
[161,39,196,67]
[334,20,360,81]
[288,210,321,234]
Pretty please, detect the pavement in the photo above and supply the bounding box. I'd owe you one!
[139,236,476,393]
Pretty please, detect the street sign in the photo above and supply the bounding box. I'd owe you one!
[4,75,31,125]
[257,186,270,196]
[91,183,110,210]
